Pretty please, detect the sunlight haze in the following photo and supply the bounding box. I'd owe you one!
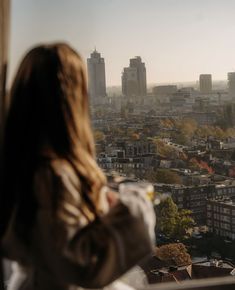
[9,0,235,86]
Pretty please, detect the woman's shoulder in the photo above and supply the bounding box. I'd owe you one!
[34,158,81,208]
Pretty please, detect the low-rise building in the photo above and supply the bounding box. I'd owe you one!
[206,197,235,240]
[171,184,215,225]
[183,111,217,125]
[141,257,235,285]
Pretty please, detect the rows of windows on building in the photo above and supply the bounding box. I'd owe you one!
[87,49,147,104]
[87,49,235,242]
[155,183,235,241]
[86,49,235,104]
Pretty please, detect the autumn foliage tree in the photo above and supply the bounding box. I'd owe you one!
[155,169,182,184]
[153,138,179,159]
[171,118,197,145]
[189,158,214,174]
[143,169,182,184]
[94,130,105,142]
[155,243,192,266]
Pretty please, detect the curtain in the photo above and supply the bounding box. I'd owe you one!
[0,1,10,289]
[0,0,10,137]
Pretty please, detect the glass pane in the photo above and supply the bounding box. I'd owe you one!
[8,0,235,289]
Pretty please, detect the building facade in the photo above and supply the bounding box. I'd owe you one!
[87,49,106,102]
[199,74,212,94]
[228,72,235,101]
[122,56,147,97]
[207,198,235,240]
[152,85,177,96]
[169,184,215,225]
[122,67,138,97]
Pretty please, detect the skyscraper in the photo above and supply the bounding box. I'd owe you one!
[122,56,147,97]
[199,74,212,94]
[87,49,106,102]
[228,72,235,101]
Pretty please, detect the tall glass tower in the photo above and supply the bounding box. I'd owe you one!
[87,50,106,103]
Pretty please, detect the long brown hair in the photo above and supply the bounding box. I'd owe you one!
[0,43,106,242]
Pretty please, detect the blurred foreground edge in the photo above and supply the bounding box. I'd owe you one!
[141,276,235,290]
[0,0,10,132]
[0,0,11,289]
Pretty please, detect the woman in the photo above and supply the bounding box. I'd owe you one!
[0,43,155,290]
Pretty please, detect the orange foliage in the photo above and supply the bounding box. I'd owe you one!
[189,158,214,174]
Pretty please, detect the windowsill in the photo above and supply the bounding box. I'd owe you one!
[140,276,235,290]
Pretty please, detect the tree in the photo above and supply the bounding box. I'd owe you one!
[155,197,178,237]
[195,126,211,139]
[94,130,105,142]
[172,132,190,145]
[155,243,192,266]
[131,133,140,140]
[143,169,182,184]
[174,209,195,240]
[174,118,197,137]
[160,118,174,129]
[153,138,178,159]
[127,128,135,138]
[214,126,225,139]
[189,158,214,174]
[155,169,182,184]
[155,197,195,240]
[226,128,235,138]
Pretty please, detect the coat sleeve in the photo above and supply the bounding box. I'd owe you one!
[32,164,154,289]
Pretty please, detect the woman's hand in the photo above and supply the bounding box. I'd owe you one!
[118,183,156,244]
[107,190,119,208]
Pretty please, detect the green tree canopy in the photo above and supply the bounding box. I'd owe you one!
[155,197,195,240]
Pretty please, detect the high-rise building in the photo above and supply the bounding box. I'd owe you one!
[152,85,177,96]
[199,74,212,94]
[122,67,138,97]
[122,56,147,97]
[228,72,235,100]
[224,102,235,127]
[87,49,106,102]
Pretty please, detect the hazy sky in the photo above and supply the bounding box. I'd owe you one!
[9,0,235,86]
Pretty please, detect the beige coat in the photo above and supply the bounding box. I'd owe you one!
[2,159,154,290]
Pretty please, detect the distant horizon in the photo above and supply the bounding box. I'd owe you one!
[107,79,228,88]
[10,0,235,87]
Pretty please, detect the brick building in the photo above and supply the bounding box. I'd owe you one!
[206,197,235,240]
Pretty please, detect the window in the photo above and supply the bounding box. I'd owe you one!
[214,221,219,227]
[6,1,235,290]
[223,208,230,215]
[221,215,230,223]
[214,213,218,219]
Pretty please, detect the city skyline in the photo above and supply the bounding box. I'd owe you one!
[9,0,235,86]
